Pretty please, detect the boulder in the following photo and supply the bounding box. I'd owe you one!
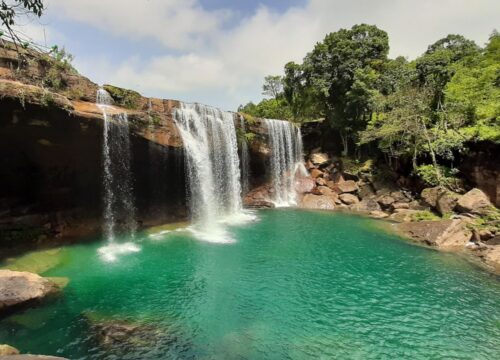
[310,152,329,166]
[358,183,376,199]
[295,177,315,193]
[0,344,20,355]
[397,219,473,250]
[0,270,58,313]
[244,200,275,209]
[316,186,335,196]
[420,186,445,208]
[339,193,359,205]
[455,188,492,214]
[377,195,395,209]
[300,194,336,210]
[337,180,359,194]
[391,202,410,210]
[349,198,381,212]
[310,169,323,179]
[315,178,327,186]
[436,191,461,216]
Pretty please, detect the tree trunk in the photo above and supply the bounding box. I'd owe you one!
[420,118,441,183]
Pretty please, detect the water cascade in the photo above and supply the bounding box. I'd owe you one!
[173,102,253,243]
[264,119,307,206]
[97,88,139,260]
[238,115,250,196]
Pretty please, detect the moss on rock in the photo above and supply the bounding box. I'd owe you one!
[103,84,142,109]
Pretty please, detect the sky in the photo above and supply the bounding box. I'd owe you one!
[10,0,500,111]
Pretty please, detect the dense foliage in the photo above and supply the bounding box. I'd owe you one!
[240,25,500,188]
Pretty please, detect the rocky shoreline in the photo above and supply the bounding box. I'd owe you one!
[245,149,500,275]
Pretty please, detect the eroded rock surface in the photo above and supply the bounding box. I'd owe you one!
[0,270,58,313]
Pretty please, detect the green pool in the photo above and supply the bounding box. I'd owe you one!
[1,210,500,359]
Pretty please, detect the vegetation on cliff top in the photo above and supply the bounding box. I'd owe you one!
[240,25,500,190]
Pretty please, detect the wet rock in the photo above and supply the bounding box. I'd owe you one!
[244,200,275,209]
[295,177,315,194]
[0,344,20,355]
[456,188,492,214]
[339,193,359,205]
[0,270,59,314]
[300,194,336,210]
[337,180,358,194]
[485,235,500,245]
[397,219,473,250]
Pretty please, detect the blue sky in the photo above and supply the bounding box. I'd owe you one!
[11,0,500,111]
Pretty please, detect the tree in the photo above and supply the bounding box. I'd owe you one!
[416,34,480,110]
[444,31,500,143]
[301,24,389,155]
[0,1,44,47]
[262,75,283,99]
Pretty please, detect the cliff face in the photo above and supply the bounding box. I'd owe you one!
[0,44,189,254]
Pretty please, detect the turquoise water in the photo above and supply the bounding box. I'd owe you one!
[1,210,500,359]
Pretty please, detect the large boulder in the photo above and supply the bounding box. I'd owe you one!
[0,344,20,355]
[310,152,329,166]
[377,195,395,209]
[456,188,492,214]
[420,186,445,208]
[349,198,381,212]
[337,180,359,194]
[300,194,336,210]
[339,193,359,205]
[310,168,323,179]
[397,219,472,250]
[436,191,461,216]
[295,177,315,194]
[0,270,59,313]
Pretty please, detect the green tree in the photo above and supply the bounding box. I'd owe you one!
[444,31,500,143]
[416,34,480,110]
[301,24,389,155]
[262,75,283,99]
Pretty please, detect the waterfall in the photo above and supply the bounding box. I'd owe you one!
[239,115,250,196]
[264,119,306,207]
[173,102,253,243]
[97,88,139,260]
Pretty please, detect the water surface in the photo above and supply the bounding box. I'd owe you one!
[1,210,499,359]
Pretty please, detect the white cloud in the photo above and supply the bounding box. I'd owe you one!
[44,0,500,110]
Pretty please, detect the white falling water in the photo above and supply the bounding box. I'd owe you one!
[173,102,254,243]
[264,119,306,207]
[238,115,250,196]
[97,88,139,261]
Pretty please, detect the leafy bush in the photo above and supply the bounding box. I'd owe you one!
[416,164,462,190]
